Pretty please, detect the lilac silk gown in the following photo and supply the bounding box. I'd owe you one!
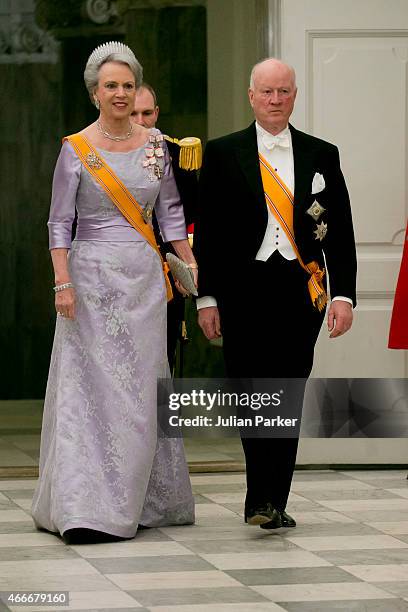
[31,129,195,538]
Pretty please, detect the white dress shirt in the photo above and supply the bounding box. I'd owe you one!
[254,122,296,262]
[197,122,352,309]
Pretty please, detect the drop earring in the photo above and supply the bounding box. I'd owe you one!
[94,97,100,110]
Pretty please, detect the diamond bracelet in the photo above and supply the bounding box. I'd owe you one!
[53,282,74,293]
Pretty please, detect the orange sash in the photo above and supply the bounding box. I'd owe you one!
[64,133,173,302]
[259,153,327,311]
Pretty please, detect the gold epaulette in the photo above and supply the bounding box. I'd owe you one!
[164,135,202,171]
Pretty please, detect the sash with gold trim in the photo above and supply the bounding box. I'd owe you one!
[259,153,327,311]
[64,133,173,302]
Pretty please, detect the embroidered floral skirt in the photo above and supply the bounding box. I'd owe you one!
[31,240,194,537]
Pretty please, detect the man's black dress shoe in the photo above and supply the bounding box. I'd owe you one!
[245,503,282,526]
[260,509,296,530]
[280,510,296,527]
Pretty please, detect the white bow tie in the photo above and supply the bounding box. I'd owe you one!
[262,132,290,150]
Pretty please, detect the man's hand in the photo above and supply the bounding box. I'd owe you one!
[327,300,353,338]
[198,306,221,340]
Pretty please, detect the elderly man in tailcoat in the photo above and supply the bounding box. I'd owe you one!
[194,58,357,529]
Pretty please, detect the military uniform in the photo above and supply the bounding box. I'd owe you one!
[154,135,201,372]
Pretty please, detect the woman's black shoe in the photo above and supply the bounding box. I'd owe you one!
[63,528,128,545]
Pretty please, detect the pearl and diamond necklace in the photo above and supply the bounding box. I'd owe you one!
[97,119,133,141]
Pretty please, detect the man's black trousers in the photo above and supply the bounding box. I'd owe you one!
[219,251,325,512]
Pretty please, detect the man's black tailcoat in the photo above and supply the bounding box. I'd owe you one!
[194,121,357,512]
[195,122,356,307]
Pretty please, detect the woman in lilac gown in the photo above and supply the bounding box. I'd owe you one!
[31,42,196,543]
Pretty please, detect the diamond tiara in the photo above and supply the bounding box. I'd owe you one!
[86,41,137,68]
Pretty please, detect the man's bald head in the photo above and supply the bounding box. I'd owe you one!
[248,58,297,135]
[249,58,296,90]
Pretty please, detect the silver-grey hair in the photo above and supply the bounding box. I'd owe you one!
[84,51,143,106]
[249,57,296,89]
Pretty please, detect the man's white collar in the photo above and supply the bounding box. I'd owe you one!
[255,122,290,139]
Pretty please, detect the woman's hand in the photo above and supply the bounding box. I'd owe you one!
[169,239,198,297]
[191,266,198,289]
[51,249,75,318]
[174,267,198,297]
[55,287,76,320]
[174,280,189,297]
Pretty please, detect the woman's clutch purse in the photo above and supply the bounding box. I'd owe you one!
[166,253,198,297]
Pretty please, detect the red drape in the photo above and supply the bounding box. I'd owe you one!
[388,223,408,349]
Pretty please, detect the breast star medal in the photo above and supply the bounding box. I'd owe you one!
[86,152,103,169]
[314,221,328,241]
[142,202,154,224]
[307,200,326,221]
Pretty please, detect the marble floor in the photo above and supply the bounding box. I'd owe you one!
[0,401,245,474]
[0,470,408,611]
[0,401,42,471]
[0,433,245,475]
